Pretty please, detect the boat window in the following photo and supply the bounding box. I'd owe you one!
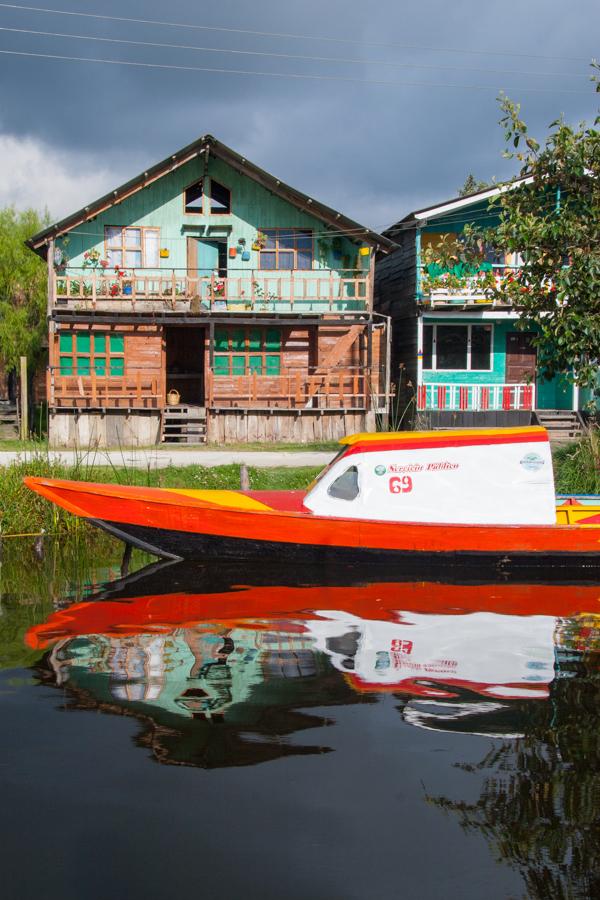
[327,466,360,501]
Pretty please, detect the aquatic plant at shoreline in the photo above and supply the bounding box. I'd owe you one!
[0,454,320,537]
[553,429,600,495]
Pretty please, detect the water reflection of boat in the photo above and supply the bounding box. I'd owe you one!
[25,428,600,571]
[27,561,600,763]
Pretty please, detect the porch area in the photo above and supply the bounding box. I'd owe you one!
[417,382,535,412]
[419,264,522,308]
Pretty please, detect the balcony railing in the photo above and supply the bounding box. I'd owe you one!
[47,365,384,412]
[417,382,535,412]
[418,264,522,308]
[48,367,161,409]
[53,268,370,314]
[207,366,382,411]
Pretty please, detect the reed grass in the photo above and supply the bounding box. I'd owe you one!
[553,429,600,495]
[0,454,321,536]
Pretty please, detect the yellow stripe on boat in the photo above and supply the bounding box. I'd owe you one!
[340,426,546,445]
[555,505,600,526]
[167,489,273,511]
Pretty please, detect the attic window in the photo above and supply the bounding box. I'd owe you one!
[209,180,231,214]
[185,180,204,214]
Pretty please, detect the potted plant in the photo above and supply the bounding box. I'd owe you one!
[252,231,267,251]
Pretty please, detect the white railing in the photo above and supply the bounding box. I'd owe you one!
[417,382,535,412]
[53,267,370,312]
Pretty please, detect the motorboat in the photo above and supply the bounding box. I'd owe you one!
[24,427,600,571]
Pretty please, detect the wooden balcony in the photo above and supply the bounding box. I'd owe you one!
[53,268,370,315]
[207,366,382,411]
[418,265,521,309]
[47,365,384,412]
[417,382,535,412]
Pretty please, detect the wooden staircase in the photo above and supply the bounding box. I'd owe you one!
[534,409,585,445]
[160,405,207,443]
[0,402,19,440]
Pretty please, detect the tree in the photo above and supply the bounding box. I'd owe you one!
[0,207,49,373]
[473,77,600,390]
[458,173,491,197]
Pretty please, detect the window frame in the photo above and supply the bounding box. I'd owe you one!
[213,326,282,377]
[58,331,126,377]
[207,178,232,215]
[104,226,160,269]
[258,228,314,271]
[183,178,204,215]
[422,323,494,372]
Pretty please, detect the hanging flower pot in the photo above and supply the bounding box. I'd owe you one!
[228,247,237,259]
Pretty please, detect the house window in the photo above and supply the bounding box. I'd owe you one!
[104,227,160,268]
[209,180,231,214]
[58,332,125,376]
[259,229,313,270]
[422,324,493,371]
[184,180,204,214]
[213,327,282,376]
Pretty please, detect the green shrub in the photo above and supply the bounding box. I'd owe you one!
[553,430,600,495]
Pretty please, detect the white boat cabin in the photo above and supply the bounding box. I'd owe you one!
[303,427,556,526]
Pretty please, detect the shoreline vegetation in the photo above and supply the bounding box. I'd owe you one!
[0,431,597,538]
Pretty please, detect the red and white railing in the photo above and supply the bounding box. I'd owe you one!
[417,382,535,412]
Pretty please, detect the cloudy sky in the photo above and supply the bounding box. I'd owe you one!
[0,0,598,230]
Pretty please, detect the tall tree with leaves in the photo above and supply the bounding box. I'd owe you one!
[0,207,49,374]
[474,76,600,391]
[458,173,491,197]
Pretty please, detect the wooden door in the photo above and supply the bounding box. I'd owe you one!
[505,332,536,383]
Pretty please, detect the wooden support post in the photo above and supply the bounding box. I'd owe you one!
[19,356,28,440]
[240,464,250,491]
[46,238,55,318]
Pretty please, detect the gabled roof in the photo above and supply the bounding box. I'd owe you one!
[384,177,531,238]
[28,133,397,258]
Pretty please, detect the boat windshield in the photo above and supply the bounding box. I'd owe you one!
[305,447,348,494]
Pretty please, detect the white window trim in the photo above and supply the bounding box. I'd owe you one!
[424,323,494,372]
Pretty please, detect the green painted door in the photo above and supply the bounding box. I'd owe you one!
[196,240,221,277]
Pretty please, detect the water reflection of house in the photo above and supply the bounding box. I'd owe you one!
[42,624,369,768]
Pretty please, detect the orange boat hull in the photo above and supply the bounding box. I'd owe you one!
[24,477,600,572]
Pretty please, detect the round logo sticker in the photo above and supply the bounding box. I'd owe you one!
[520,452,545,472]
[374,464,386,476]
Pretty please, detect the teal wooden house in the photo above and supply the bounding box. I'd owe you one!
[375,184,596,438]
[28,135,395,447]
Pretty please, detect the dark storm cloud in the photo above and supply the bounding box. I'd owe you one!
[0,0,598,226]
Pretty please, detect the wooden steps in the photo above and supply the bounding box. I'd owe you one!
[535,409,585,445]
[0,402,18,440]
[161,405,206,444]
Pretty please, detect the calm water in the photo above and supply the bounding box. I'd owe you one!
[1,541,600,900]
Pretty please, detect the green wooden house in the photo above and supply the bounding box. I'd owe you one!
[375,184,596,437]
[28,134,395,447]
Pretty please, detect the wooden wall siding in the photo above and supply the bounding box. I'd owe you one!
[55,154,370,306]
[207,410,373,444]
[49,324,163,409]
[374,228,418,404]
